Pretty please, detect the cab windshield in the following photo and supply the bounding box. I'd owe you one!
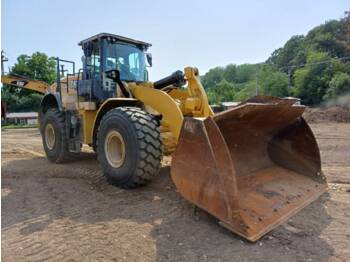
[104,41,146,82]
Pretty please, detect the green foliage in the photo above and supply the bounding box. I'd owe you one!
[203,14,350,105]
[223,64,237,82]
[206,80,236,104]
[11,52,56,84]
[235,64,257,83]
[267,35,306,70]
[324,72,350,99]
[233,81,256,101]
[293,51,333,104]
[259,65,289,97]
[1,52,56,112]
[271,16,350,105]
[305,19,350,58]
[201,67,225,88]
[202,63,289,103]
[1,90,43,112]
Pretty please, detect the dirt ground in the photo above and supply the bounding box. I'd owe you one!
[2,122,350,261]
[304,106,350,123]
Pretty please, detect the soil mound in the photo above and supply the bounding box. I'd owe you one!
[303,106,350,123]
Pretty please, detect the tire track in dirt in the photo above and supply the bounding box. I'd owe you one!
[2,135,175,261]
[2,126,350,262]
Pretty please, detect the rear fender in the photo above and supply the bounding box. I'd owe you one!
[39,93,63,130]
[40,93,62,113]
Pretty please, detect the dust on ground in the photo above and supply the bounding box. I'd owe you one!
[304,106,350,123]
[2,121,350,261]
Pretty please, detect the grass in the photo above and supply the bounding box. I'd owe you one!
[1,124,38,130]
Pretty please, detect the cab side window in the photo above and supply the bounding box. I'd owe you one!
[91,53,100,78]
[84,41,100,80]
[128,52,141,79]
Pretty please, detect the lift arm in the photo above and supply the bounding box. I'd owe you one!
[1,75,49,94]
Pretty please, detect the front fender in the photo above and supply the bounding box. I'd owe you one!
[128,85,184,140]
[89,98,139,145]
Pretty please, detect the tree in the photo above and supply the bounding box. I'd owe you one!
[324,72,350,100]
[223,64,237,83]
[293,51,333,105]
[233,81,256,101]
[259,66,289,97]
[267,35,306,70]
[305,19,350,58]
[202,15,350,105]
[206,80,236,104]
[235,64,256,83]
[1,52,56,112]
[201,67,224,90]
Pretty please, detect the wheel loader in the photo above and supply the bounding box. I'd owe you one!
[1,33,327,241]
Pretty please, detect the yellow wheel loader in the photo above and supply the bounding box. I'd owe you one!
[1,33,327,241]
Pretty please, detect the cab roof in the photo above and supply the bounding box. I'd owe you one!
[78,33,152,48]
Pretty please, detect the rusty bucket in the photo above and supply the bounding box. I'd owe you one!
[171,96,327,241]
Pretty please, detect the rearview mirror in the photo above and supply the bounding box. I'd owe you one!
[146,53,152,67]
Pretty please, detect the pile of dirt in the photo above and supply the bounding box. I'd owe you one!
[303,106,350,123]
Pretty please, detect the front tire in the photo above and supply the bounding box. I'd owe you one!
[96,107,162,188]
[41,108,71,163]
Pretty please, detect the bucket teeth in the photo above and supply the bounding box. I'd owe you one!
[171,96,327,241]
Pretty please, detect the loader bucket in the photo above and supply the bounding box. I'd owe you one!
[171,96,327,241]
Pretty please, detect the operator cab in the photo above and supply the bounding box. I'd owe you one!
[77,33,152,103]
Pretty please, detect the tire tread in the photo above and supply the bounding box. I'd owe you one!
[97,107,162,188]
[41,108,72,163]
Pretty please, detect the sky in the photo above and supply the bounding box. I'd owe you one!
[1,0,349,81]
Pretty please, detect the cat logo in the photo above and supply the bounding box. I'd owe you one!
[11,80,28,87]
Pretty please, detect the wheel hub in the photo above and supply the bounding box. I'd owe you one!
[105,130,126,168]
[45,123,56,150]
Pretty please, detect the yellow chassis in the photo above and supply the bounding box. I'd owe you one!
[2,67,213,154]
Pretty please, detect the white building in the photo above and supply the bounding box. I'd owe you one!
[5,112,38,125]
[221,101,240,110]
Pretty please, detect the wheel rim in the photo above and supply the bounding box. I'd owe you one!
[105,130,126,168]
[45,123,56,150]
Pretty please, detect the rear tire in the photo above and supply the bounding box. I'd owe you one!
[96,107,162,188]
[41,108,71,163]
